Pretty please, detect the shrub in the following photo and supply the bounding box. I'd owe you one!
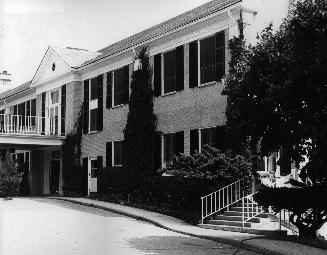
[0,154,22,198]
[160,145,254,191]
[254,185,327,240]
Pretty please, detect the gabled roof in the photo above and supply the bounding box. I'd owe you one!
[51,46,101,68]
[80,0,241,67]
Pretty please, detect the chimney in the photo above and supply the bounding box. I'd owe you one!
[0,70,11,87]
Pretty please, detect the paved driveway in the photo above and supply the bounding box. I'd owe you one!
[0,198,260,255]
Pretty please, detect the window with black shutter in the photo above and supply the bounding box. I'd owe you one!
[41,93,46,134]
[163,131,184,165]
[83,80,89,134]
[113,65,129,106]
[106,71,112,109]
[106,142,112,167]
[84,74,104,133]
[190,30,225,87]
[189,41,198,88]
[162,46,184,94]
[190,129,199,155]
[153,54,162,97]
[61,85,66,136]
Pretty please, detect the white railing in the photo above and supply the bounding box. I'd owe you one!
[242,192,264,227]
[201,178,248,224]
[0,114,64,136]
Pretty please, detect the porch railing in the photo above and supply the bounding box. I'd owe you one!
[0,114,64,136]
[201,178,248,224]
[278,209,299,235]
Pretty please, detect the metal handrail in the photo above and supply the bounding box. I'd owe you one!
[201,178,247,224]
[241,192,264,227]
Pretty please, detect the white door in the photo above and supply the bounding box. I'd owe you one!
[88,158,98,194]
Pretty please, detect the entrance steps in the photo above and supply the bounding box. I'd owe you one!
[199,201,287,236]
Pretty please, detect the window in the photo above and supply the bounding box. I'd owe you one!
[201,127,217,148]
[190,126,226,155]
[189,31,225,87]
[113,141,123,166]
[113,66,129,107]
[89,108,98,132]
[163,131,184,166]
[90,159,98,178]
[153,45,184,97]
[51,90,59,104]
[84,75,103,133]
[163,50,176,94]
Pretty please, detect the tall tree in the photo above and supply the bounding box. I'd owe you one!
[122,47,157,189]
[223,0,327,239]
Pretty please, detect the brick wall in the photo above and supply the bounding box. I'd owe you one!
[80,29,229,164]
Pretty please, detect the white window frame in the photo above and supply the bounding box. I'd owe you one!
[110,66,130,108]
[196,32,225,87]
[112,140,123,167]
[196,126,218,153]
[161,48,178,96]
[47,88,61,135]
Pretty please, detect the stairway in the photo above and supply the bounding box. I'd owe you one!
[199,180,287,236]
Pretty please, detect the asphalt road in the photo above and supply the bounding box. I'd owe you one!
[0,198,261,255]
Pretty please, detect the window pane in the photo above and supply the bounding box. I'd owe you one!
[91,159,98,178]
[90,78,98,100]
[90,109,98,132]
[114,66,129,106]
[164,50,176,93]
[201,127,216,148]
[200,36,216,84]
[164,134,175,164]
[114,141,123,166]
[51,91,59,104]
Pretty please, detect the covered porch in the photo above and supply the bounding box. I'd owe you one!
[0,134,64,196]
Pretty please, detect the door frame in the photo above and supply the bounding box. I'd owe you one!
[88,157,98,195]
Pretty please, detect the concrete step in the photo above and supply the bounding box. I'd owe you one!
[223,211,269,218]
[214,215,260,223]
[229,207,263,212]
[206,219,251,228]
[198,224,288,237]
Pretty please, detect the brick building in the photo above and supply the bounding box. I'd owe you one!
[0,0,289,195]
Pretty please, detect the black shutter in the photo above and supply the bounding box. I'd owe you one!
[106,72,112,109]
[215,31,225,81]
[153,54,162,97]
[176,45,184,91]
[61,85,66,136]
[153,133,162,170]
[190,129,199,155]
[26,101,31,116]
[97,156,103,178]
[83,80,89,134]
[189,41,198,88]
[97,75,103,131]
[175,131,184,155]
[123,65,130,104]
[216,125,227,151]
[41,93,46,135]
[106,142,112,167]
[82,157,89,195]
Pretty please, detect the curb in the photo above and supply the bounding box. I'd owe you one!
[53,197,286,255]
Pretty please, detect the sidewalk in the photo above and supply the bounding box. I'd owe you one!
[52,197,326,255]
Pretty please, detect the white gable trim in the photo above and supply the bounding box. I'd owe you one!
[30,46,72,88]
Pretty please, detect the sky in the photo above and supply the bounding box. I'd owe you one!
[0,0,213,90]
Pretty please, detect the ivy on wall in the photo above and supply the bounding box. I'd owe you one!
[61,103,85,195]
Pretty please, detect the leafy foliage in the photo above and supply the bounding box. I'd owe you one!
[160,145,253,186]
[224,0,327,239]
[223,0,327,183]
[122,47,157,189]
[0,153,22,198]
[61,104,85,195]
[254,185,327,240]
